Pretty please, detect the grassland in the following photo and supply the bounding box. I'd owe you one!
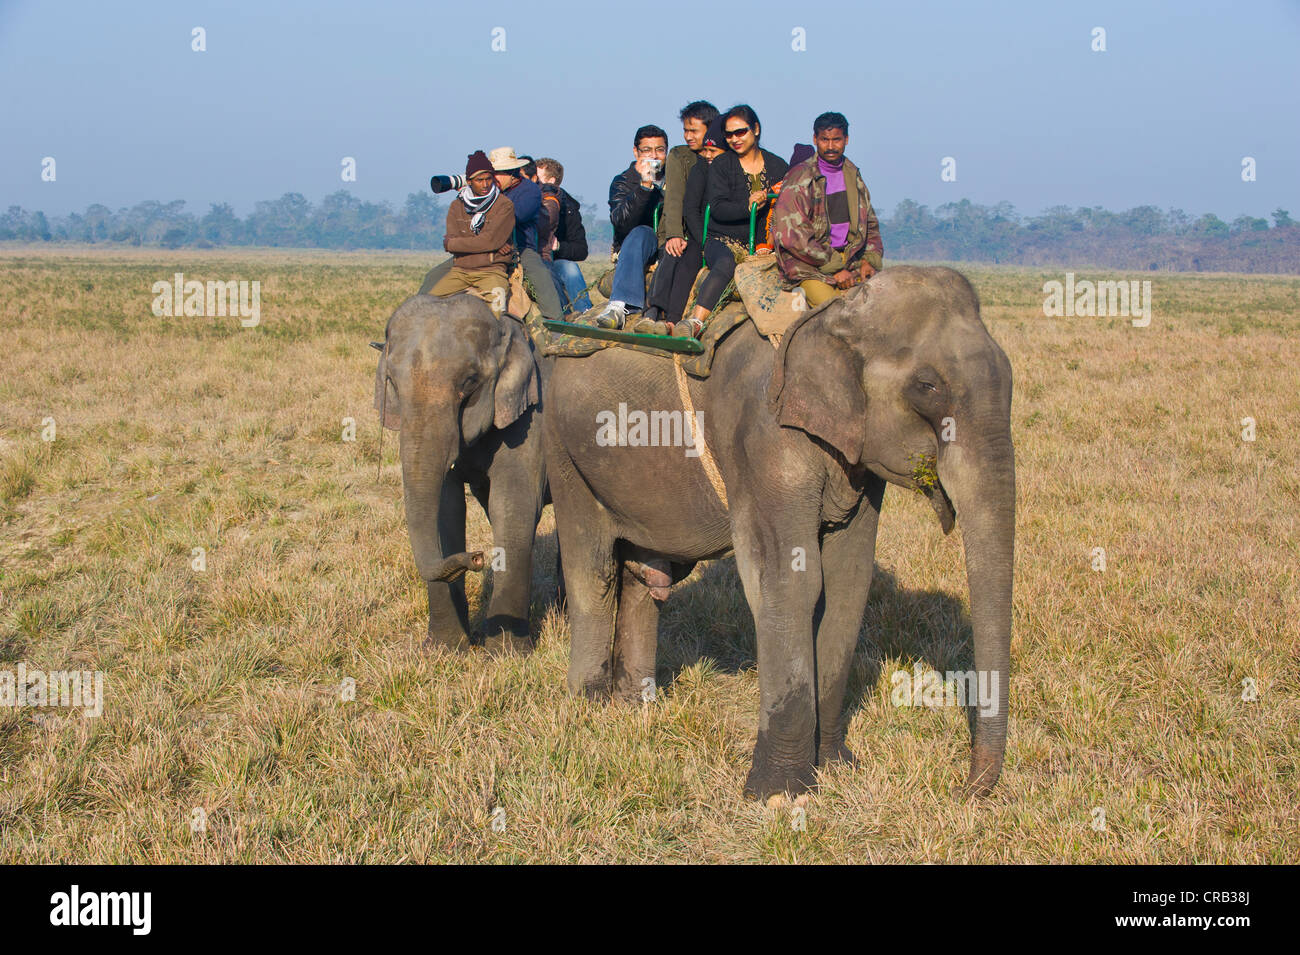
[0,246,1296,863]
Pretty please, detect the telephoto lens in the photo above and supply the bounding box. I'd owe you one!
[430,174,468,194]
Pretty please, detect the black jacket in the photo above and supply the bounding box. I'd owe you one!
[609,163,663,251]
[684,159,710,246]
[704,148,789,244]
[553,186,588,262]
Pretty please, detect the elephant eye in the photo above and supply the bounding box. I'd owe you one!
[917,379,938,393]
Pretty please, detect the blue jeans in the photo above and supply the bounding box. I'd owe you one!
[610,225,657,309]
[551,258,592,314]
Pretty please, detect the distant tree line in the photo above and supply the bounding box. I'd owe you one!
[2,192,1296,272]
[885,199,1299,273]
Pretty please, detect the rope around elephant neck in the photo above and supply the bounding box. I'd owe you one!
[673,356,728,509]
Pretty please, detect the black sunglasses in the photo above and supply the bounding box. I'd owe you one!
[724,126,751,138]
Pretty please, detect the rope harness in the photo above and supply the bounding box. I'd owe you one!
[672,355,728,509]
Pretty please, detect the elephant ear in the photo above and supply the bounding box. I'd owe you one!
[493,319,540,429]
[767,295,869,465]
[373,338,401,431]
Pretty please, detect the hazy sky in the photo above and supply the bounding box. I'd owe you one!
[2,0,1297,220]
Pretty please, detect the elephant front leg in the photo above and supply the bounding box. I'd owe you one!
[481,516,539,656]
[733,513,823,800]
[611,562,660,703]
[813,476,884,767]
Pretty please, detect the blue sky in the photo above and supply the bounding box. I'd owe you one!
[2,0,1297,220]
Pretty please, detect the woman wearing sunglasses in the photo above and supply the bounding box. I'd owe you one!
[675,105,789,338]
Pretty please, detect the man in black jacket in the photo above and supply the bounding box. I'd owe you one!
[536,158,591,314]
[593,124,668,329]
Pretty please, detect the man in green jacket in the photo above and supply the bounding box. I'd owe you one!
[771,111,884,308]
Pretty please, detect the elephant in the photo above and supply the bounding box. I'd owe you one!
[543,266,1014,799]
[374,293,551,654]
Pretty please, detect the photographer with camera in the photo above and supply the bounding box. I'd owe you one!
[592,124,669,330]
[420,146,563,321]
[425,150,515,315]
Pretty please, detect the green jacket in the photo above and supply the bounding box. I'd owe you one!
[771,154,883,284]
[657,145,699,244]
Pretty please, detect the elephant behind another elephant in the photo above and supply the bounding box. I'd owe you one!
[375,293,554,654]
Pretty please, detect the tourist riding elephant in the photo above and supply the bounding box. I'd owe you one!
[375,293,551,654]
[544,266,1015,799]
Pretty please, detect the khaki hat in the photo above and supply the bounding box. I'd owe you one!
[488,146,528,172]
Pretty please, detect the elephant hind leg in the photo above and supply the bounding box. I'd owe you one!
[552,503,618,698]
[611,561,660,703]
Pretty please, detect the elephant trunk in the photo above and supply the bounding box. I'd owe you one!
[937,425,1015,797]
[399,405,471,646]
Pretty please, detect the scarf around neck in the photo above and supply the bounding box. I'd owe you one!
[458,184,499,234]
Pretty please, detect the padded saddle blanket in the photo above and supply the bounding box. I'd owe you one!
[536,255,806,378]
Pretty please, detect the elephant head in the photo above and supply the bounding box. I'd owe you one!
[769,266,1015,795]
[375,294,539,646]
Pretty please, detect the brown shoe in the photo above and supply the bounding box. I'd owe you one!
[672,318,703,339]
[632,317,670,336]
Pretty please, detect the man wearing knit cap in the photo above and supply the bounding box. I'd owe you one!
[428,150,516,315]
[771,112,884,307]
[419,146,564,321]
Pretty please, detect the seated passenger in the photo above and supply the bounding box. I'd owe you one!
[428,150,515,316]
[675,105,788,338]
[536,158,592,313]
[488,147,564,320]
[593,124,669,329]
[520,155,560,264]
[636,100,721,333]
[640,118,727,335]
[771,111,883,308]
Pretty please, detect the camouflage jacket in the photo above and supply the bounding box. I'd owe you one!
[771,155,883,284]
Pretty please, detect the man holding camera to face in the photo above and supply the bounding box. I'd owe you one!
[593,124,669,330]
[420,146,564,321]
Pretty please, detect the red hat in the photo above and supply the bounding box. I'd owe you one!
[465,150,494,178]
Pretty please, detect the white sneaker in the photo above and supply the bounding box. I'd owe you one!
[595,300,629,329]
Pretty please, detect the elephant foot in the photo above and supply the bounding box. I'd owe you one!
[956,755,1003,800]
[481,615,534,657]
[568,658,613,700]
[612,676,656,704]
[571,680,611,701]
[482,631,535,657]
[743,737,817,800]
[816,739,857,768]
[422,630,471,654]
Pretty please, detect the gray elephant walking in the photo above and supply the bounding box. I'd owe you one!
[375,293,552,653]
[544,266,1015,799]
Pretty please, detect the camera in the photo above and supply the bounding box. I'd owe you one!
[430,174,467,194]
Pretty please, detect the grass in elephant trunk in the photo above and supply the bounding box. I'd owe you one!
[0,247,1297,862]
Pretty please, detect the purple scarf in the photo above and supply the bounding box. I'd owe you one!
[819,157,850,250]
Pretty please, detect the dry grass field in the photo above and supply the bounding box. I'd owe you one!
[0,246,1296,863]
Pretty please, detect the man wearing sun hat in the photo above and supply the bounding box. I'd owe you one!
[487,146,563,321]
[418,146,563,321]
